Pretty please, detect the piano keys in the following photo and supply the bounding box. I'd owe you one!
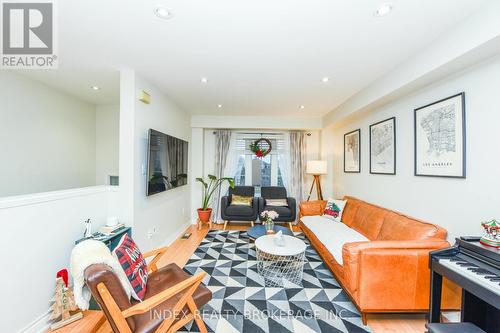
[429,237,500,333]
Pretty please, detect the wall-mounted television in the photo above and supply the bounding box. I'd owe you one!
[146,129,188,196]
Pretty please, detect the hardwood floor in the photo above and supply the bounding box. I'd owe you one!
[158,223,428,333]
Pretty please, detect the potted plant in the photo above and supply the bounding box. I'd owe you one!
[196,175,235,223]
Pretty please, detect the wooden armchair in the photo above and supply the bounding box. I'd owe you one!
[84,246,212,333]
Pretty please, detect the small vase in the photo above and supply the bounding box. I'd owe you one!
[265,219,274,234]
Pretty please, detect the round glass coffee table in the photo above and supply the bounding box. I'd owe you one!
[247,225,293,240]
[255,234,307,287]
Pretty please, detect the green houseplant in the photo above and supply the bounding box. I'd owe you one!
[196,174,235,223]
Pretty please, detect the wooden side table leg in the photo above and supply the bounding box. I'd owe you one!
[197,219,201,230]
[223,221,228,230]
[208,220,212,230]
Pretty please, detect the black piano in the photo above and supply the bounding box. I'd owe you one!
[429,237,500,333]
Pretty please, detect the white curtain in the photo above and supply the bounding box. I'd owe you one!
[212,130,234,222]
[278,134,291,192]
[286,131,306,212]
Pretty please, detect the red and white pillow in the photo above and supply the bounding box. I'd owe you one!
[113,234,148,301]
[322,198,347,223]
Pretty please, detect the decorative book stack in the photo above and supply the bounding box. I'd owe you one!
[99,223,125,235]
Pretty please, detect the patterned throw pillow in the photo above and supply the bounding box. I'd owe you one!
[113,234,148,301]
[323,198,347,223]
[266,199,288,207]
[230,195,253,206]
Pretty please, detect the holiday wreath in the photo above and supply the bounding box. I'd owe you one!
[250,138,272,157]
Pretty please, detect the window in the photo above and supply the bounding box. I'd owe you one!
[233,133,286,196]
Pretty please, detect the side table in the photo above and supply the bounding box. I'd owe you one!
[255,235,306,287]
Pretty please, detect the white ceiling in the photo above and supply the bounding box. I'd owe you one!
[38,0,490,114]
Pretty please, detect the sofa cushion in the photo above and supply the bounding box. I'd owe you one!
[301,215,368,265]
[341,198,360,227]
[225,204,255,217]
[133,263,212,333]
[350,203,388,240]
[266,199,288,207]
[377,212,447,241]
[323,198,346,223]
[230,194,252,206]
[113,234,148,301]
[262,205,292,218]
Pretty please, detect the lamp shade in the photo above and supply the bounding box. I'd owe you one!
[306,160,327,175]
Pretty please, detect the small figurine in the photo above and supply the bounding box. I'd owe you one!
[49,269,82,330]
[480,219,500,248]
[273,230,286,247]
[83,218,92,238]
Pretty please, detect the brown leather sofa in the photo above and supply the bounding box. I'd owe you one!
[299,196,460,323]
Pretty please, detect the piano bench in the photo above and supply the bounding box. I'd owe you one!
[426,323,486,333]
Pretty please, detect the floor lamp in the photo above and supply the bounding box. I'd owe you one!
[306,160,327,201]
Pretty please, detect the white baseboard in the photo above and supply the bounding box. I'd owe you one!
[19,310,50,333]
[162,220,193,246]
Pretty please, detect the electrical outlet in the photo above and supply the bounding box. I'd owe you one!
[147,227,156,239]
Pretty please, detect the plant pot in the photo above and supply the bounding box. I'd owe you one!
[197,208,212,223]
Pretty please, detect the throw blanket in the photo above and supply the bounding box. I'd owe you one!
[70,239,131,310]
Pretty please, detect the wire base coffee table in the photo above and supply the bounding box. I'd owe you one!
[255,235,307,287]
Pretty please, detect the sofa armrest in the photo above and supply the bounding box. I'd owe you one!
[342,240,449,310]
[286,197,297,220]
[299,200,327,218]
[221,195,230,209]
[257,197,265,216]
[252,197,259,216]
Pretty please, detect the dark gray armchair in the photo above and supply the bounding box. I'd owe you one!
[221,186,259,230]
[258,186,297,230]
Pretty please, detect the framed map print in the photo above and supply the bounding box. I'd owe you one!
[414,92,466,178]
[370,117,396,175]
[344,129,361,173]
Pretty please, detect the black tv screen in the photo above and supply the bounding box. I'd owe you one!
[147,129,188,196]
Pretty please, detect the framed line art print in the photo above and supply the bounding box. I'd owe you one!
[344,129,361,173]
[370,117,396,175]
[414,92,466,178]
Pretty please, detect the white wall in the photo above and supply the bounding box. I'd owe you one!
[95,105,120,184]
[119,70,192,251]
[0,75,120,332]
[321,55,500,241]
[0,72,97,197]
[1,186,118,333]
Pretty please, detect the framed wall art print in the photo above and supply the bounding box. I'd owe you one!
[414,92,466,178]
[344,129,361,173]
[370,117,396,175]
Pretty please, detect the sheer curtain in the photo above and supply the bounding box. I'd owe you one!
[278,134,291,191]
[286,131,307,215]
[211,130,240,223]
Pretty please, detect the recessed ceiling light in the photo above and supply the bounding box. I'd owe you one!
[300,105,305,109]
[217,104,223,108]
[154,6,173,19]
[321,77,329,83]
[200,77,208,83]
[91,86,100,91]
[374,3,393,17]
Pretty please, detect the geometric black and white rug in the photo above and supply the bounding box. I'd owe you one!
[181,230,371,333]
